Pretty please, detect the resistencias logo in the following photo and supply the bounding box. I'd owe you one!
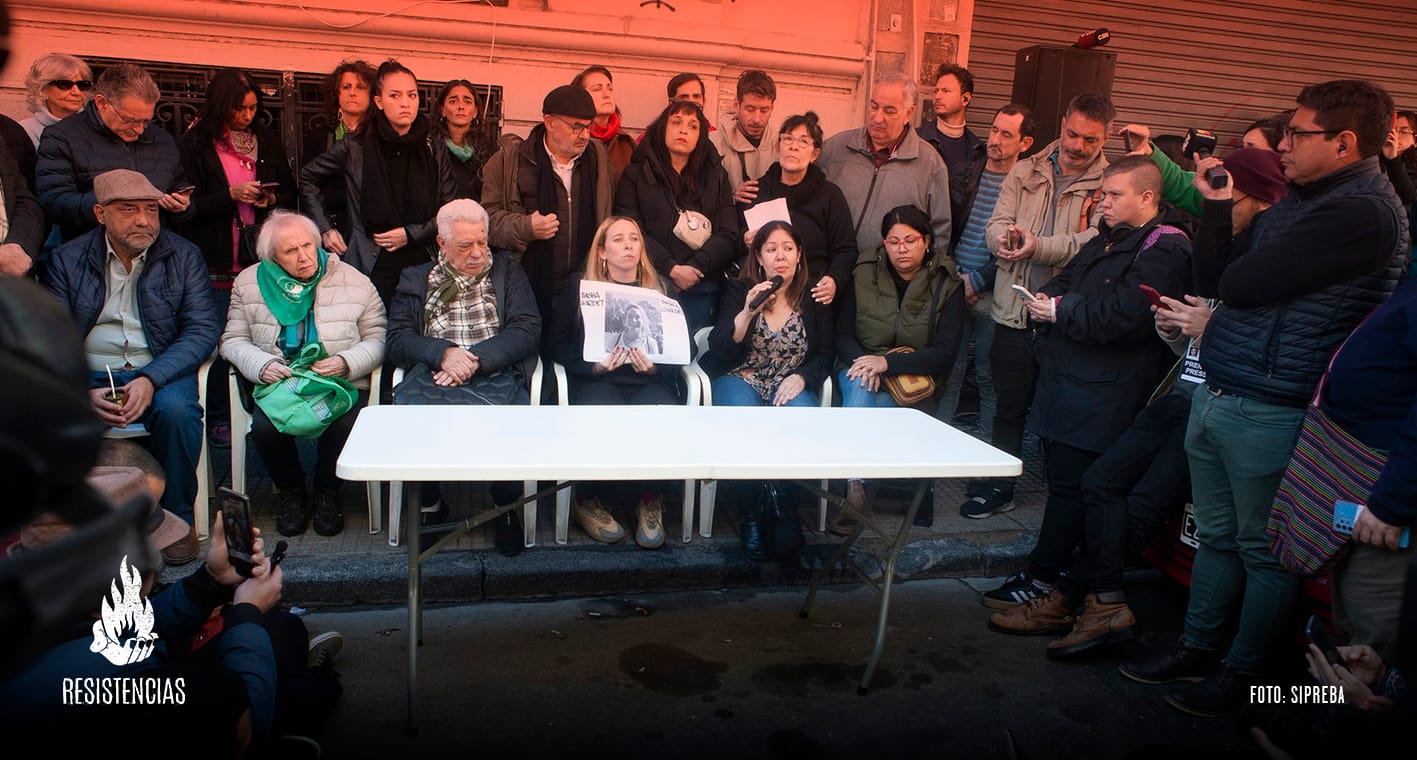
[63,556,185,706]
[91,555,157,666]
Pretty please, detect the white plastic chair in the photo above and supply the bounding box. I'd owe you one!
[385,358,544,547]
[691,327,833,536]
[229,364,385,533]
[103,357,215,539]
[548,357,703,544]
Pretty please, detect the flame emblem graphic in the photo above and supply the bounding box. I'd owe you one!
[90,555,158,666]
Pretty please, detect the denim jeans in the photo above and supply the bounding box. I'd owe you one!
[90,369,204,524]
[939,295,996,440]
[1182,386,1304,671]
[711,374,818,407]
[838,369,897,409]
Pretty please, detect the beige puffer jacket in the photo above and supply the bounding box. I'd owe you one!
[220,256,387,390]
[986,139,1107,329]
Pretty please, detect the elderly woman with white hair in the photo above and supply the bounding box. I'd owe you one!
[387,198,541,554]
[19,53,93,148]
[220,210,386,537]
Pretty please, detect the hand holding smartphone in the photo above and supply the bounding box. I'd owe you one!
[172,184,196,196]
[1305,614,1346,668]
[218,487,256,578]
[1139,284,1169,310]
[1010,283,1040,300]
[1006,226,1024,251]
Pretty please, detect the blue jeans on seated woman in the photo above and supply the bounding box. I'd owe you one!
[838,368,898,409]
[711,374,818,407]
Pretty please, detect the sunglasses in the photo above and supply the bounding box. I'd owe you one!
[48,79,94,92]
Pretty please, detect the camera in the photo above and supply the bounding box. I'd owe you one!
[1181,128,1229,190]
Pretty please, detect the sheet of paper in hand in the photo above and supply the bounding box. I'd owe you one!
[580,280,692,365]
[743,197,791,235]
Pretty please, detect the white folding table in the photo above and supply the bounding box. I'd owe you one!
[337,404,1021,733]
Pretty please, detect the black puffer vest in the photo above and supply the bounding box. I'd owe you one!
[1202,159,1408,407]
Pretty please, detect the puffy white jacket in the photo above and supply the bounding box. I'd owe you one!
[220,256,387,390]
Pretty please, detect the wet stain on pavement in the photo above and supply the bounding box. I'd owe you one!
[751,661,898,697]
[765,729,825,759]
[925,655,971,674]
[620,643,727,697]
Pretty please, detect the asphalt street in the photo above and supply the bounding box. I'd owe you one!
[296,572,1322,759]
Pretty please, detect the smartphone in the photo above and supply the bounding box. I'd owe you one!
[1335,499,1412,547]
[1006,227,1024,250]
[258,181,280,190]
[218,487,256,578]
[1010,283,1037,300]
[1122,129,1134,153]
[1139,284,1169,310]
[172,184,196,196]
[1305,614,1345,667]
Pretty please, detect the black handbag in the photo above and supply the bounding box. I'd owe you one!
[235,216,260,268]
[755,481,804,559]
[393,364,522,406]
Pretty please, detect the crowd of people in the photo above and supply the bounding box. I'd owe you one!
[2,44,1415,756]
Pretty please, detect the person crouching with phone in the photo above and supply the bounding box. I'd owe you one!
[986,156,1192,639]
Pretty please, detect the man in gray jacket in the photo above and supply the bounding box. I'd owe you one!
[818,70,951,265]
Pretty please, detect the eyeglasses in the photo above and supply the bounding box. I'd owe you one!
[98,97,152,128]
[47,79,93,91]
[778,134,816,149]
[1282,127,1339,141]
[1398,128,1416,136]
[884,234,923,249]
[553,115,591,135]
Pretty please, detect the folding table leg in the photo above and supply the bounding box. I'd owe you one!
[405,480,420,736]
[857,480,930,695]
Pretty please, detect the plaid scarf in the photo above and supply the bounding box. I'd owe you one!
[423,253,499,349]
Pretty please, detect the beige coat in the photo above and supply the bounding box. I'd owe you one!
[220,256,387,390]
[710,119,778,192]
[986,139,1107,329]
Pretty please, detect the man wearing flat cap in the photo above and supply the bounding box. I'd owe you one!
[480,84,615,323]
[44,168,220,559]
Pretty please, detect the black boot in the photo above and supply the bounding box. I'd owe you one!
[738,490,766,562]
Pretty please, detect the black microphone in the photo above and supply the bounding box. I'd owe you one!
[748,275,785,309]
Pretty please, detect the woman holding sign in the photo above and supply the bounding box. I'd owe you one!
[832,205,965,530]
[744,112,857,306]
[551,215,679,549]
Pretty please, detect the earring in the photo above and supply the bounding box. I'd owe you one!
[600,259,609,277]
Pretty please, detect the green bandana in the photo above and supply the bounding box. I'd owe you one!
[258,248,328,326]
[445,137,475,162]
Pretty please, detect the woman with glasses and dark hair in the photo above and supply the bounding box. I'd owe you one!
[832,204,964,529]
[573,65,636,181]
[300,59,458,309]
[436,79,484,201]
[615,100,740,333]
[745,111,857,306]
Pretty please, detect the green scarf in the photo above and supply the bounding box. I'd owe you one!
[444,137,475,162]
[423,251,488,327]
[257,248,328,326]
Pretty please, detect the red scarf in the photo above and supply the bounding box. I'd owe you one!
[589,111,622,143]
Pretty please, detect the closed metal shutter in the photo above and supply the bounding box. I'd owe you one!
[963,0,1417,153]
